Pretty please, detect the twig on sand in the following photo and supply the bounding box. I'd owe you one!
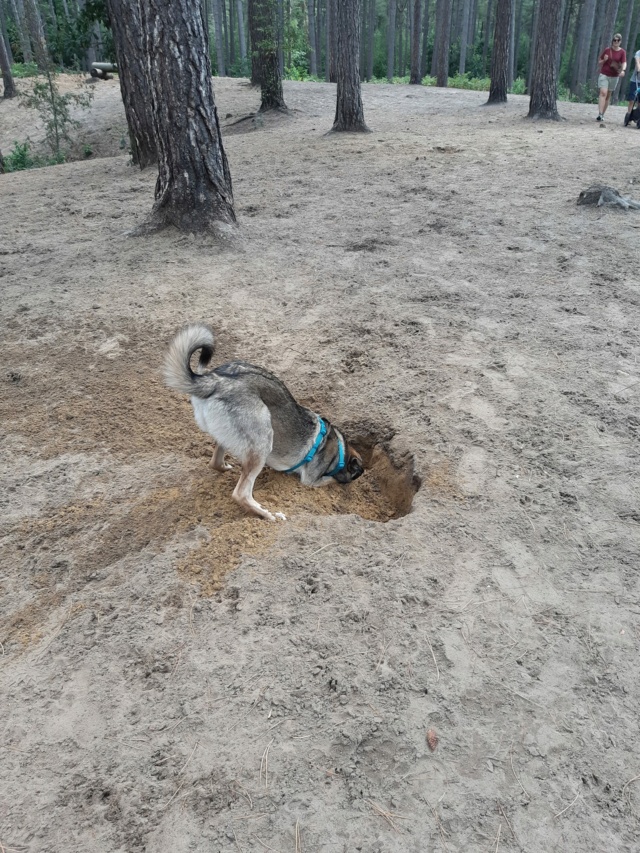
[232,827,244,853]
[365,799,407,833]
[622,774,640,801]
[295,819,302,853]
[496,801,518,844]
[493,823,502,852]
[252,837,283,853]
[161,778,187,810]
[260,739,274,789]
[425,634,440,682]
[509,743,530,799]
[177,740,199,776]
[553,791,581,818]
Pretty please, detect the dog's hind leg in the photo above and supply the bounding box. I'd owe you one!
[232,452,286,522]
[210,444,232,471]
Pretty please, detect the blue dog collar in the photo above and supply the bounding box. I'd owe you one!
[326,433,346,478]
[283,417,327,474]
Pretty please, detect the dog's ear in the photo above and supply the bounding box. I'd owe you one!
[347,454,364,481]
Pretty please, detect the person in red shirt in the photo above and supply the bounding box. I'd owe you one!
[597,34,627,121]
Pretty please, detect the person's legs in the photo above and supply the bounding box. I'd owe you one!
[598,86,609,117]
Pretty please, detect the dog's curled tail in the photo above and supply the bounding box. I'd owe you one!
[163,323,217,398]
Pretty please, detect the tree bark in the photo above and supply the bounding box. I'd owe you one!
[308,0,317,75]
[1,30,16,97]
[528,0,563,119]
[481,0,493,74]
[458,0,471,73]
[487,0,513,102]
[420,0,430,77]
[212,0,226,75]
[433,0,452,86]
[249,0,286,109]
[410,0,422,81]
[10,0,33,63]
[236,0,247,60]
[332,0,369,131]
[136,0,236,234]
[0,0,14,65]
[387,0,397,80]
[105,0,157,168]
[23,0,48,69]
[367,0,376,77]
[571,0,597,93]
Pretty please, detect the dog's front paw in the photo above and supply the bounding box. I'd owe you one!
[274,511,287,521]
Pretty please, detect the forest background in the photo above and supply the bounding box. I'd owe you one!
[1,0,639,107]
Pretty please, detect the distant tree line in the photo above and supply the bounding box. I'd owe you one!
[1,0,639,100]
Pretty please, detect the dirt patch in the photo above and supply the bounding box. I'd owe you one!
[1,77,640,853]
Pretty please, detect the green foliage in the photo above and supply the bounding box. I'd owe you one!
[510,78,527,95]
[20,72,94,156]
[11,62,40,78]
[2,140,65,171]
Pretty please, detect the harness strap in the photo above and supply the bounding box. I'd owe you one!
[283,418,327,473]
[326,433,346,478]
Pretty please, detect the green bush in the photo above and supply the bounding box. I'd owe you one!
[509,77,527,95]
[3,140,66,171]
[10,62,39,78]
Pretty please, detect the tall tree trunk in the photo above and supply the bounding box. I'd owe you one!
[212,0,226,75]
[589,0,608,78]
[23,0,48,69]
[332,0,368,130]
[308,0,317,74]
[277,0,284,76]
[249,0,286,109]
[1,30,16,97]
[507,0,515,85]
[367,0,375,77]
[236,0,247,60]
[136,0,235,234]
[487,0,513,102]
[421,0,430,77]
[105,0,158,168]
[512,0,523,80]
[387,0,397,80]
[622,0,635,54]
[433,0,452,85]
[528,0,563,118]
[0,0,14,65]
[481,0,493,74]
[410,0,422,80]
[458,0,471,73]
[527,0,540,91]
[229,0,236,67]
[10,0,33,63]
[572,0,597,92]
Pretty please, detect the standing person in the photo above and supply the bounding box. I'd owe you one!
[597,34,626,122]
[624,45,640,125]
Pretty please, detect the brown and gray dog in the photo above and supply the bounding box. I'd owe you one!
[164,323,364,521]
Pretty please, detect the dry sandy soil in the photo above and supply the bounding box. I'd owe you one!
[1,74,640,853]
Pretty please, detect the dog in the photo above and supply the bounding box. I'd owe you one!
[163,323,364,521]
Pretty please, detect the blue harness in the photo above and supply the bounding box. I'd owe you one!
[283,417,346,478]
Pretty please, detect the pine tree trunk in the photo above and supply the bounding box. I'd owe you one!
[332,0,369,130]
[487,0,513,102]
[0,1,14,65]
[249,0,286,109]
[434,0,452,85]
[387,0,397,80]
[507,0,515,85]
[136,0,235,234]
[458,0,471,73]
[589,0,607,79]
[1,30,16,97]
[572,0,597,93]
[410,0,422,81]
[308,0,317,75]
[513,0,523,81]
[236,0,247,60]
[212,0,226,75]
[481,0,493,74]
[23,0,48,69]
[367,0,376,78]
[421,0,430,77]
[528,0,563,119]
[10,0,33,63]
[105,0,157,168]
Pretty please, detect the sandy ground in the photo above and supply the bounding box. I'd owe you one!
[1,74,640,852]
